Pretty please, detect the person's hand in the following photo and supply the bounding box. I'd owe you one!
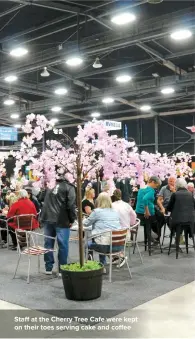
[169,185,176,192]
[144,211,150,219]
[161,207,165,215]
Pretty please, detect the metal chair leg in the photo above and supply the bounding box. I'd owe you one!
[133,232,138,254]
[37,255,40,273]
[136,242,143,264]
[13,253,21,279]
[109,255,112,283]
[125,257,132,279]
[27,256,31,284]
[162,223,166,246]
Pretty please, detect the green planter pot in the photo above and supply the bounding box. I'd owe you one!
[61,264,104,301]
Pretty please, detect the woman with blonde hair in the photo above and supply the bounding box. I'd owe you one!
[83,192,122,273]
[82,186,95,215]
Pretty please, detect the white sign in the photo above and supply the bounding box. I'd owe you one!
[103,120,122,131]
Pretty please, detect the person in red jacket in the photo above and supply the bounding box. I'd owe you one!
[7,189,39,250]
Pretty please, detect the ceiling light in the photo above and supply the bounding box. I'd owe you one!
[152,73,160,78]
[93,57,102,69]
[91,112,101,118]
[102,97,114,104]
[10,47,28,57]
[14,124,21,128]
[161,87,175,95]
[140,105,151,112]
[4,98,15,106]
[11,114,19,119]
[111,12,136,25]
[66,57,83,67]
[51,106,61,112]
[116,75,132,83]
[4,75,17,83]
[50,118,59,124]
[41,67,50,77]
[170,29,192,41]
[54,87,68,95]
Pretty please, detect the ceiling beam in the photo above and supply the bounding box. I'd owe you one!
[10,0,83,14]
[136,42,187,75]
[0,3,26,18]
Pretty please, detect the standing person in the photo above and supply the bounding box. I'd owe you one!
[41,177,76,275]
[112,189,137,267]
[187,182,195,197]
[167,178,195,256]
[136,176,161,255]
[26,188,41,213]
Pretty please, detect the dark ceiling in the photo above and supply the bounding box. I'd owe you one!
[0,0,194,129]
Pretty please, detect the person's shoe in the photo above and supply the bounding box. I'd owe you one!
[44,270,52,275]
[116,256,126,268]
[103,267,107,274]
[11,246,17,251]
[112,257,119,265]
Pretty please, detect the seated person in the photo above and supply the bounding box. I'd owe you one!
[83,192,122,274]
[112,189,137,267]
[26,188,41,213]
[7,189,39,250]
[82,187,95,215]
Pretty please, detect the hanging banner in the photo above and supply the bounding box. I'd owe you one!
[0,127,18,141]
[103,120,122,131]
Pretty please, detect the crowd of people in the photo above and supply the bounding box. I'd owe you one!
[0,169,195,276]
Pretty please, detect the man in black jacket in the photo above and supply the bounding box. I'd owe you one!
[41,178,76,274]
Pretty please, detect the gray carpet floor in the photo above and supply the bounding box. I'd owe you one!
[0,228,194,313]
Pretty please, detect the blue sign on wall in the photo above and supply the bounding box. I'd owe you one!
[0,127,18,141]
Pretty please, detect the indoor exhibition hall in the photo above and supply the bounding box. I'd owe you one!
[0,0,194,338]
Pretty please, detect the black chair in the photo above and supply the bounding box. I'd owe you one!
[168,223,195,259]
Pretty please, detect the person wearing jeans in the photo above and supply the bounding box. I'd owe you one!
[41,177,76,275]
[44,223,70,271]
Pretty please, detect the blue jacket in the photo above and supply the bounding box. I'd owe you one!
[136,186,155,216]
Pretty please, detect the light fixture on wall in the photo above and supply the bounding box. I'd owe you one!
[41,67,50,77]
[93,57,102,69]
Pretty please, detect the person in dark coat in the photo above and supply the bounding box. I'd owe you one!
[167,178,195,253]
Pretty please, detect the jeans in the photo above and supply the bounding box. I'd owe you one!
[44,222,70,271]
[88,241,123,265]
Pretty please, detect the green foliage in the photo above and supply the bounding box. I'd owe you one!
[60,261,102,272]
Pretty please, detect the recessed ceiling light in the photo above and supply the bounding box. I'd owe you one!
[140,105,151,112]
[11,114,19,119]
[54,88,68,95]
[14,124,21,128]
[91,112,101,118]
[102,97,114,104]
[66,57,83,67]
[51,106,62,112]
[50,118,59,124]
[161,87,175,95]
[116,75,132,83]
[111,12,136,25]
[4,75,18,83]
[152,73,160,78]
[170,29,192,41]
[4,98,15,105]
[10,47,28,57]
